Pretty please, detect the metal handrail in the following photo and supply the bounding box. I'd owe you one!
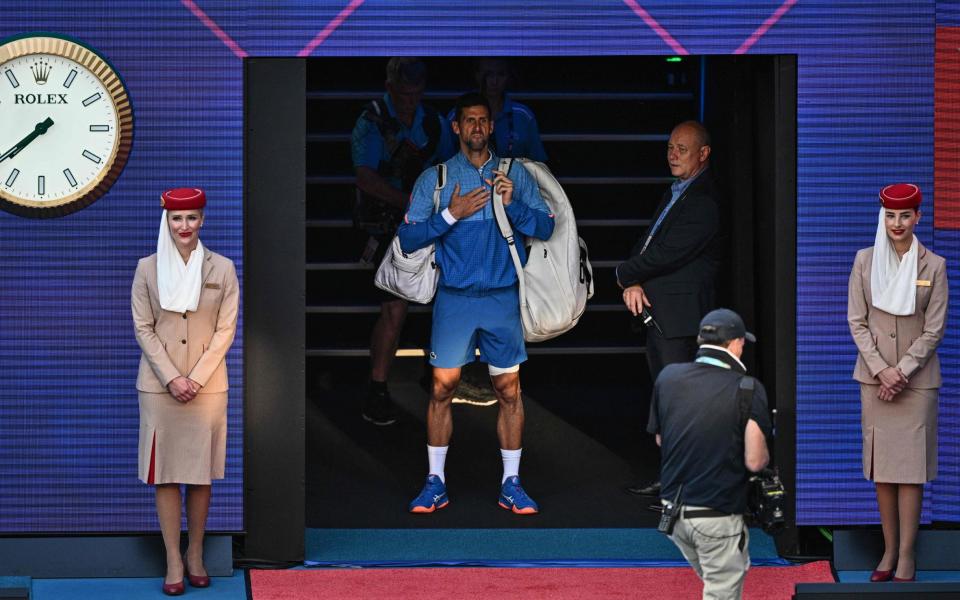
[304,218,649,228]
[306,346,644,357]
[305,259,621,271]
[306,303,628,314]
[306,90,693,102]
[307,132,669,143]
[306,175,670,185]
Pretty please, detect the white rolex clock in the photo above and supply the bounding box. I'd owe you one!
[0,34,133,217]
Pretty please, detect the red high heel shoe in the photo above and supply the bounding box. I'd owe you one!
[186,570,211,588]
[892,571,915,582]
[869,568,895,582]
[184,555,211,588]
[162,580,185,596]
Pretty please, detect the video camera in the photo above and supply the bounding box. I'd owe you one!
[746,467,786,535]
[737,378,786,535]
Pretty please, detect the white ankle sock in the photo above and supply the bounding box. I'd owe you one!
[427,445,448,483]
[501,448,522,483]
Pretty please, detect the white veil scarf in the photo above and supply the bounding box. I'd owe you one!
[156,209,205,313]
[870,208,917,316]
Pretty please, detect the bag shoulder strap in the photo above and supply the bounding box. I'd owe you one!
[738,376,755,422]
[491,158,526,301]
[433,163,446,214]
[364,99,397,137]
[491,158,514,239]
[736,376,755,447]
[362,99,383,121]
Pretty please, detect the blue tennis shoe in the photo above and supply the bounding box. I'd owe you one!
[409,474,449,513]
[498,476,539,514]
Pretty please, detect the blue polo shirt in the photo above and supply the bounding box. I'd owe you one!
[398,150,554,295]
[351,93,456,188]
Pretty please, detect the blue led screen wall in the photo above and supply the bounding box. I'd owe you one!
[0,1,956,532]
[0,4,245,532]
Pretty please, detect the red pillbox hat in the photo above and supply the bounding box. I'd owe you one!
[161,188,206,210]
[879,183,921,210]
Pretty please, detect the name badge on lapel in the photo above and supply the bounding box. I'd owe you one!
[204,283,221,290]
[916,280,931,287]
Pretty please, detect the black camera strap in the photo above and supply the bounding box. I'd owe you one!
[736,376,755,448]
[738,375,776,468]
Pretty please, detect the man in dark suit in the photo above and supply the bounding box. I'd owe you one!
[617,120,722,496]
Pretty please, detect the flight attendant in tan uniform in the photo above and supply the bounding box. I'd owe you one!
[848,183,948,583]
[132,188,239,596]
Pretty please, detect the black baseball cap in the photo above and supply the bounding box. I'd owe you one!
[698,308,756,343]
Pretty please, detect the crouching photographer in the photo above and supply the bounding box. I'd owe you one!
[649,309,772,600]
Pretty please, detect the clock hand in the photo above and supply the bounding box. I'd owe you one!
[0,144,18,165]
[0,117,55,164]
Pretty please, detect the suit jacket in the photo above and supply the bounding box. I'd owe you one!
[617,171,722,338]
[132,250,239,393]
[848,243,947,388]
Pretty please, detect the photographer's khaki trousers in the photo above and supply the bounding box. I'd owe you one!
[668,508,749,600]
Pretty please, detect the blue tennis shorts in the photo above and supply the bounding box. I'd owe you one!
[429,286,526,369]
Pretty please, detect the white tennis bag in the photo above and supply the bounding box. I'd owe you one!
[492,158,594,342]
[373,165,445,303]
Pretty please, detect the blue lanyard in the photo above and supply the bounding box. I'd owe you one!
[695,356,731,369]
[640,191,682,255]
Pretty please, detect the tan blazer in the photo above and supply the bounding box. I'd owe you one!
[848,243,947,388]
[132,250,239,393]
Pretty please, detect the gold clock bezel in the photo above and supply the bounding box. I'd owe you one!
[0,35,133,218]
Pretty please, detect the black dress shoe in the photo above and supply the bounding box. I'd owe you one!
[624,480,661,496]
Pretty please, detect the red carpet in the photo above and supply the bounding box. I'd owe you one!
[250,561,833,599]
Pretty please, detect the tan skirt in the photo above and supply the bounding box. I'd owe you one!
[861,384,937,484]
[138,391,227,485]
